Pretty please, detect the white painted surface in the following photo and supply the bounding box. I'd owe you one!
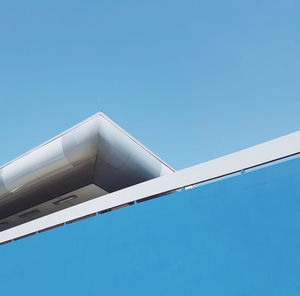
[1,130,299,243]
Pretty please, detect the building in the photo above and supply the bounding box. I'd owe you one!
[1,114,300,295]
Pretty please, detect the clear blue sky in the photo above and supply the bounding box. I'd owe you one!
[0,0,299,169]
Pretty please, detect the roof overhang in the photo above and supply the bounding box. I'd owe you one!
[1,130,299,244]
[0,113,174,230]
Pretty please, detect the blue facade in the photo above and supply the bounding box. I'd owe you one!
[1,156,300,295]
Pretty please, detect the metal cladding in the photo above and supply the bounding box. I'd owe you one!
[0,113,173,227]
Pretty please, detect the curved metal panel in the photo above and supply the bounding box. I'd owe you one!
[0,113,173,227]
[94,116,163,192]
[2,138,71,193]
[62,118,99,167]
[0,169,9,196]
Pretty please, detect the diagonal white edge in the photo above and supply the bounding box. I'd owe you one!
[1,130,300,244]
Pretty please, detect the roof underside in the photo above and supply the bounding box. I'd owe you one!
[0,113,173,230]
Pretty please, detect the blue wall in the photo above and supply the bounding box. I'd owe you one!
[1,157,300,295]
